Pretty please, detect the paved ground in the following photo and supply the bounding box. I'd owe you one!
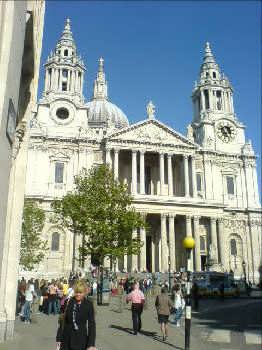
[0,294,261,350]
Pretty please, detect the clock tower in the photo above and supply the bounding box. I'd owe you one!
[190,42,246,154]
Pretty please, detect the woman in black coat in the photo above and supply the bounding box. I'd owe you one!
[56,281,96,350]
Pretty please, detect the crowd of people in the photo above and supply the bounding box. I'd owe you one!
[16,272,188,347]
[21,269,256,349]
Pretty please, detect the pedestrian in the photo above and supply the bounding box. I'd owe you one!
[171,284,184,327]
[48,280,58,315]
[126,282,145,335]
[23,282,33,323]
[56,280,96,350]
[191,282,199,311]
[155,287,173,341]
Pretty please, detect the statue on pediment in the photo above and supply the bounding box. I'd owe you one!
[187,124,194,141]
[146,100,156,119]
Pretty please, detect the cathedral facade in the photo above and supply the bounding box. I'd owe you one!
[25,19,261,282]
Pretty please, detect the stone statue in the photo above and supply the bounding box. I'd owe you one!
[187,124,194,140]
[146,100,156,119]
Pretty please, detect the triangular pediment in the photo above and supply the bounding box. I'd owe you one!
[107,118,197,148]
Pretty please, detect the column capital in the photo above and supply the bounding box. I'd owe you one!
[184,154,189,160]
[186,214,191,221]
[167,153,173,158]
[161,213,168,218]
[140,149,146,155]
[193,215,201,222]
[132,149,137,154]
[168,213,176,218]
[211,217,217,224]
[217,217,224,224]
[114,148,119,153]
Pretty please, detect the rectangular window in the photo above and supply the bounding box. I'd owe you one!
[62,82,67,91]
[216,90,222,110]
[196,173,202,192]
[204,90,210,109]
[55,162,64,183]
[62,69,68,78]
[226,176,235,195]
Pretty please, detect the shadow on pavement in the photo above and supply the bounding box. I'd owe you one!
[109,324,183,349]
[191,297,262,333]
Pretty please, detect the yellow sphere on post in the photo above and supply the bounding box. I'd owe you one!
[183,236,195,250]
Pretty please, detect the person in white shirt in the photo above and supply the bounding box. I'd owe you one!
[23,283,33,323]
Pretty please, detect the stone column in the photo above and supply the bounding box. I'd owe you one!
[191,156,197,197]
[161,213,168,271]
[140,151,145,194]
[186,215,192,237]
[105,148,112,167]
[140,225,147,272]
[167,154,173,196]
[51,67,55,90]
[184,155,189,197]
[193,216,201,271]
[114,149,119,181]
[210,217,218,263]
[132,150,137,195]
[201,89,205,111]
[132,228,138,272]
[168,214,176,271]
[217,218,226,268]
[159,152,165,195]
[72,71,76,92]
[124,255,127,271]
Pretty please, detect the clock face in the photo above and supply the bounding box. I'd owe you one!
[217,121,236,143]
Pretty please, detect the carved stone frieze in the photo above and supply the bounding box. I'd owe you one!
[223,219,246,229]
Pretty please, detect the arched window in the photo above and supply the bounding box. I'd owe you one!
[230,238,237,256]
[64,49,68,56]
[51,232,60,251]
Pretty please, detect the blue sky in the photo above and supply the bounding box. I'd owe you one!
[40,0,261,192]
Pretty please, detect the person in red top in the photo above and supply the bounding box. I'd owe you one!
[126,282,145,335]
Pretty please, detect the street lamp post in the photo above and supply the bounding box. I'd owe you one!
[182,236,195,350]
[168,256,171,293]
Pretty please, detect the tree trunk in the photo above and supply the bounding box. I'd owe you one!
[97,261,104,305]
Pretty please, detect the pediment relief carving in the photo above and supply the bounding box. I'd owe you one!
[108,120,196,148]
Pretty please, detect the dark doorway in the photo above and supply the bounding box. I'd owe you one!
[201,255,207,271]
[146,236,152,272]
[145,166,151,194]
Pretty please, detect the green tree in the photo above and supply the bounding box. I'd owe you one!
[52,165,146,303]
[20,199,48,271]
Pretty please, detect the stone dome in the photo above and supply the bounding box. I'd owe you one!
[86,99,129,129]
[87,57,129,129]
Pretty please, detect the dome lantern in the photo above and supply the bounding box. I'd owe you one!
[87,58,129,129]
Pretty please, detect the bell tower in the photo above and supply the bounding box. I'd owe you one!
[41,18,86,105]
[190,42,246,153]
